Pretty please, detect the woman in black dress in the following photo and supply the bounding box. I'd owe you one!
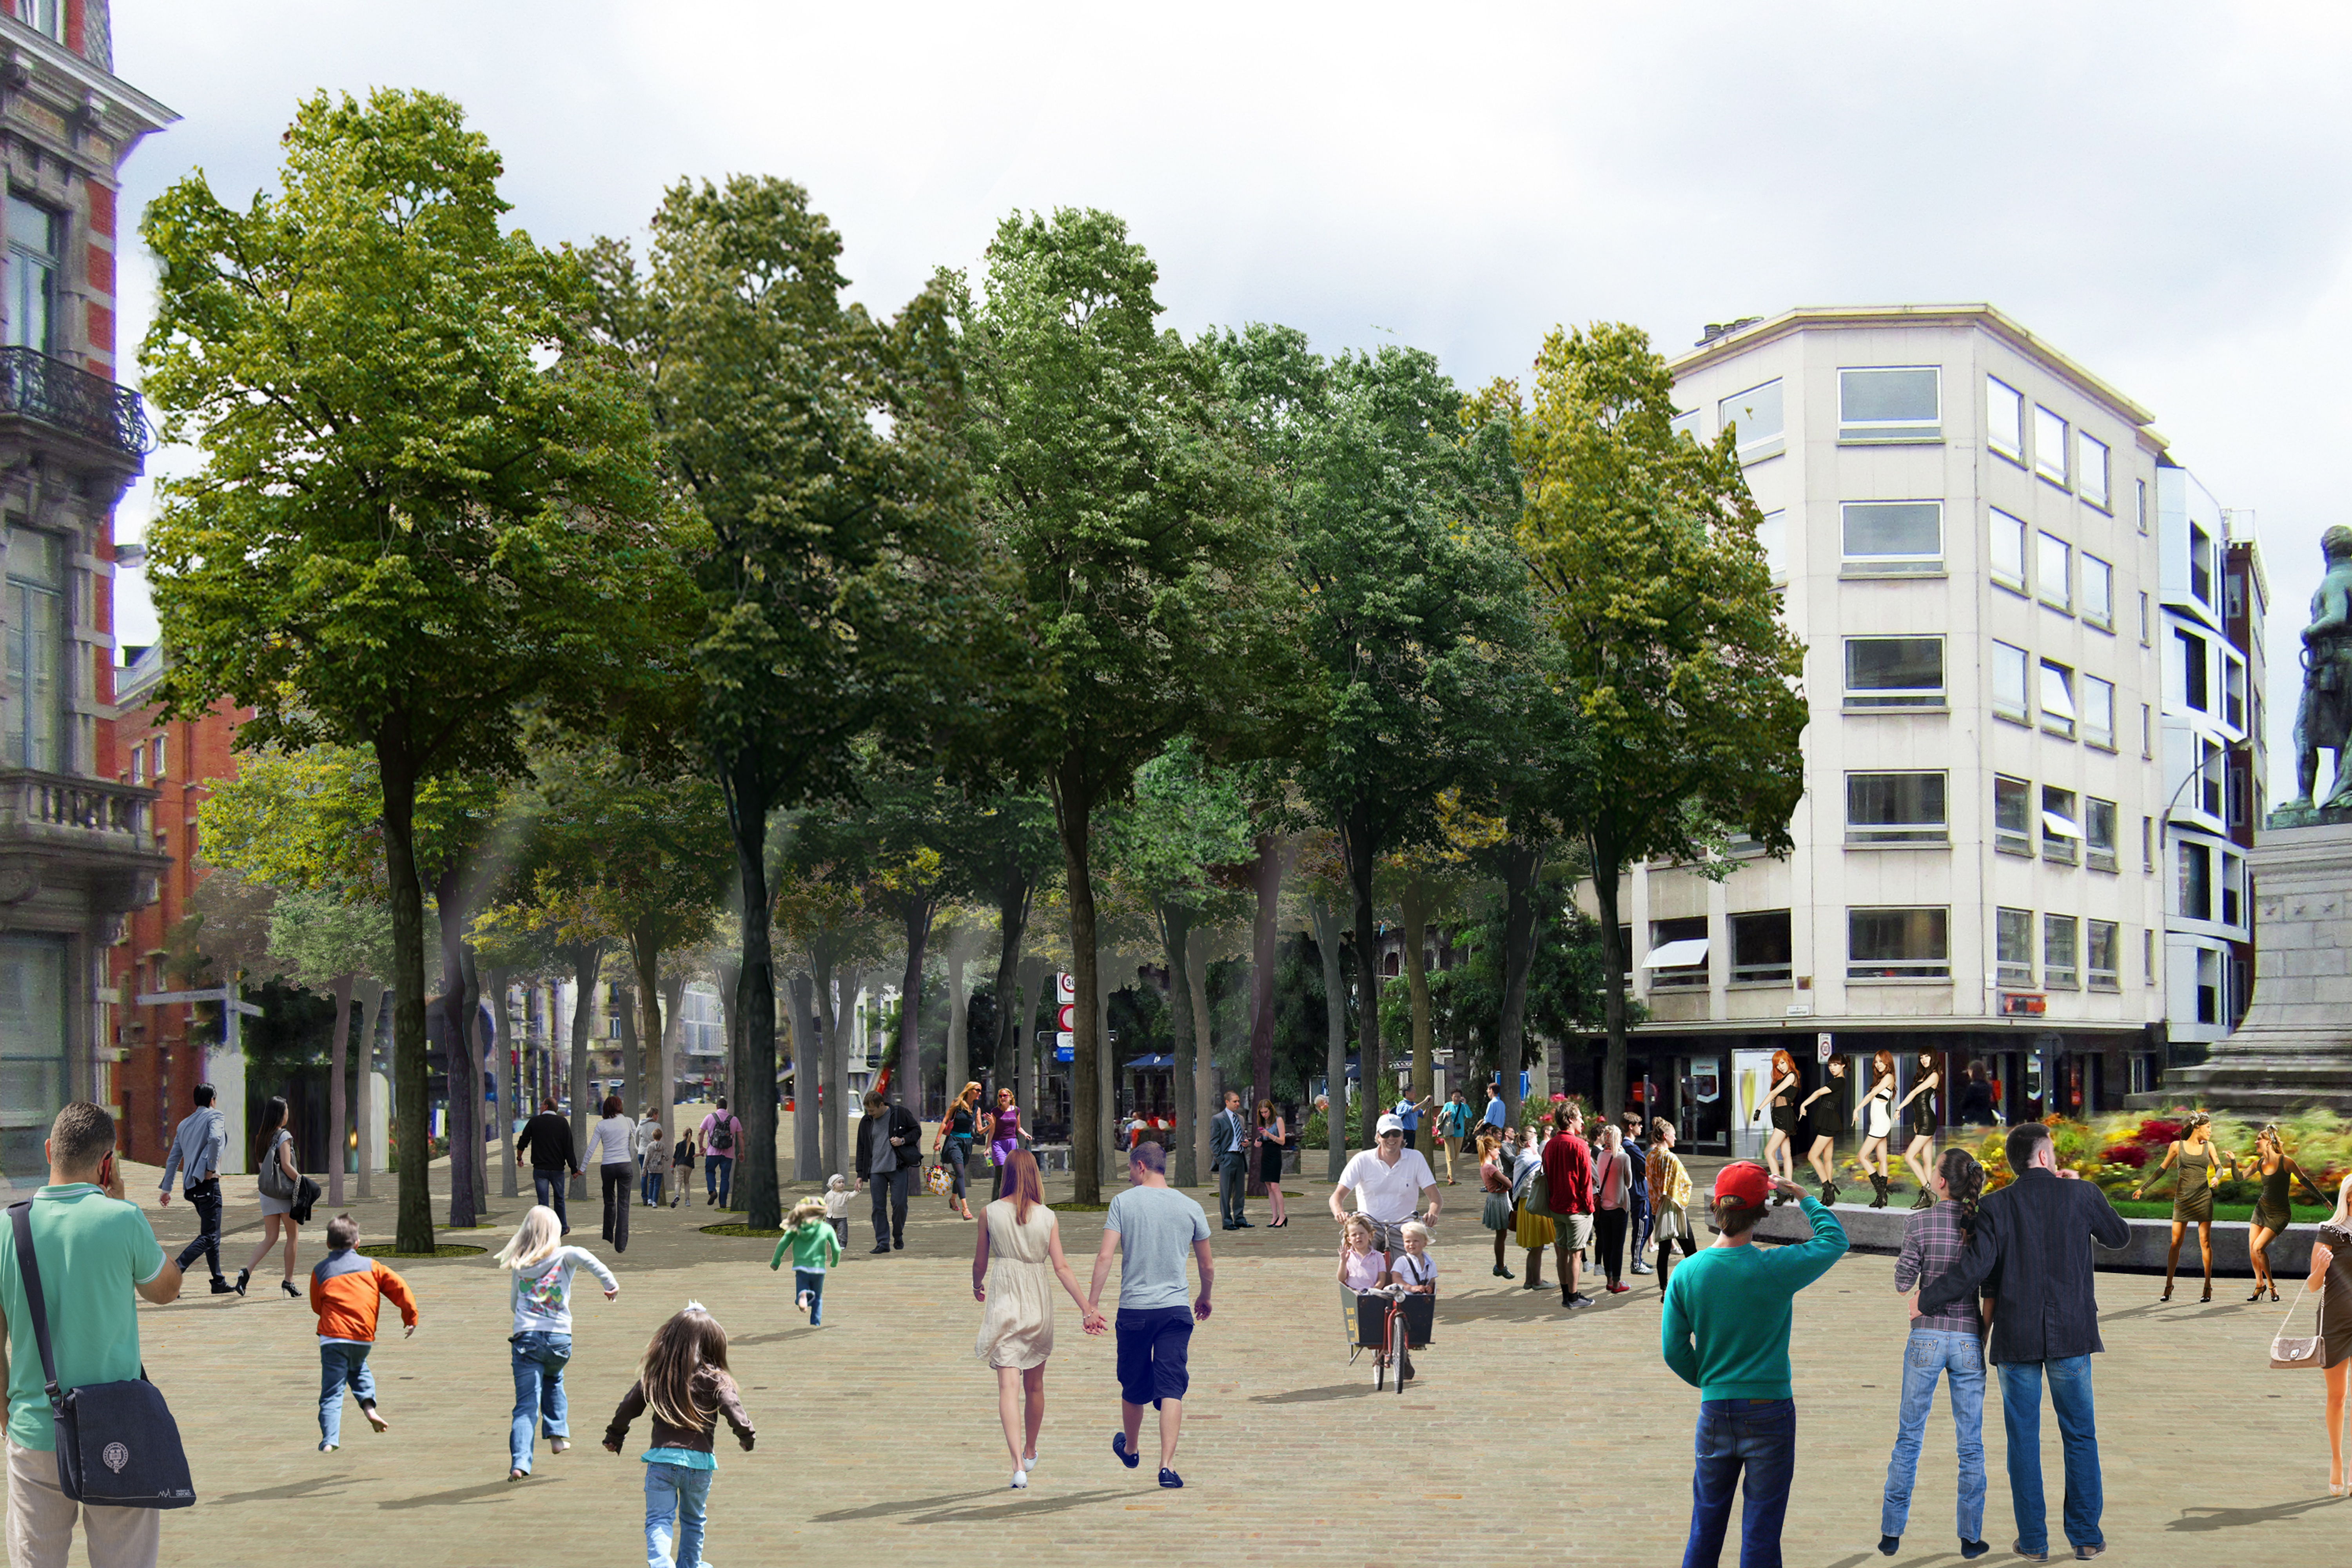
[1796,1057,1845,1205]
[1764,1049,1802,1182]
[2300,1173,2352,1494]
[1256,1100,1289,1227]
[1896,1052,1942,1210]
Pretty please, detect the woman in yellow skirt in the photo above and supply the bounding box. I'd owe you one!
[1512,1125,1555,1291]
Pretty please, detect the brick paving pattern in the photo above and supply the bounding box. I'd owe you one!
[56,1155,2351,1564]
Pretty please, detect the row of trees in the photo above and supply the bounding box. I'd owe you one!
[139,90,1805,1246]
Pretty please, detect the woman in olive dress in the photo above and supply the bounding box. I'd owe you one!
[2300,1173,2352,1494]
[2245,1123,2327,1303]
[2133,1111,2230,1303]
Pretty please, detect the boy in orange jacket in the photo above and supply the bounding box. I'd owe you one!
[310,1213,420,1451]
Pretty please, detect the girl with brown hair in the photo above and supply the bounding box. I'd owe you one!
[1896,1052,1942,1211]
[1764,1049,1802,1181]
[602,1304,756,1564]
[1256,1099,1289,1226]
[236,1093,304,1297]
[2132,1110,2230,1302]
[973,1149,1103,1489]
[1859,1050,1899,1208]
[1477,1131,1515,1279]
[935,1080,984,1221]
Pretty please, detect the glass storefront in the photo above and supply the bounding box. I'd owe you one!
[0,933,68,1186]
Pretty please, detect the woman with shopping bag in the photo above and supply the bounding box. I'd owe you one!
[2289,1173,2352,1494]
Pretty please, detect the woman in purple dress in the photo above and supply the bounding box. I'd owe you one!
[988,1087,1026,1198]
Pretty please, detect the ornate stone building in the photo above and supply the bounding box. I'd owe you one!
[0,0,173,1183]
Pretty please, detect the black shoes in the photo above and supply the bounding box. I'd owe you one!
[281,1279,300,1298]
[1112,1432,1139,1470]
[1960,1542,1989,1560]
[893,1236,904,1250]
[234,1268,250,1296]
[209,1278,236,1295]
[1492,1265,1514,1279]
[870,1242,891,1254]
[1869,1174,1891,1209]
[1822,1180,1841,1206]
[1879,1536,1900,1557]
[1233,1218,1254,1228]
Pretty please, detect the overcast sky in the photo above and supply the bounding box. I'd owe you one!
[106,2,2349,799]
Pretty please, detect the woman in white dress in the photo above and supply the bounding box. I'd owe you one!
[972,1150,1102,1490]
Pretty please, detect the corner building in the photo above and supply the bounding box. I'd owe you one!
[1593,305,2185,1155]
[0,0,173,1183]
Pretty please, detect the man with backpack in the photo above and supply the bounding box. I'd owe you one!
[699,1098,744,1211]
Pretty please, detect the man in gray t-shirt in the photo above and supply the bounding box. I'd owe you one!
[1086,1141,1212,1489]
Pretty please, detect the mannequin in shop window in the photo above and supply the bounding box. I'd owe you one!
[1796,1056,1846,1205]
[1857,1050,1899,1208]
[1896,1053,1942,1211]
[1764,1049,1802,1185]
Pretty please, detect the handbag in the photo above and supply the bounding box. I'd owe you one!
[257,1134,295,1200]
[1523,1168,1554,1220]
[6,1202,196,1508]
[925,1163,951,1197]
[2271,1284,2327,1370]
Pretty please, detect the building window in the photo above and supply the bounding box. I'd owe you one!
[2086,920,2120,991]
[1993,641,2030,722]
[1848,906,1949,980]
[2034,406,2069,486]
[1987,375,2024,461]
[1729,910,1793,984]
[2036,532,2071,612]
[2178,629,2208,712]
[2042,785,2080,865]
[1996,907,2035,988]
[2141,703,2154,759]
[2196,947,2221,1024]
[3,527,64,772]
[2222,851,2243,928]
[2077,431,2109,508]
[1843,636,1944,709]
[152,735,166,779]
[2082,554,2112,630]
[2141,814,2154,871]
[1669,409,1701,443]
[1994,775,2033,856]
[2082,675,2115,749]
[2228,758,2250,829]
[129,742,145,785]
[2180,841,2212,922]
[2200,736,2224,817]
[2224,655,2246,731]
[1646,915,1710,989]
[4,194,59,355]
[1717,379,1782,452]
[2043,915,2079,989]
[1755,509,1787,584]
[1846,771,1949,845]
[1841,501,1943,573]
[2139,591,2151,646]
[1838,366,1940,442]
[2085,796,2119,872]
[2189,523,2214,606]
[12,2,62,41]
[2038,658,2076,739]
[2143,926,2156,984]
[1990,507,2027,589]
[2136,479,2149,534]
[2231,952,2252,1027]
[2225,568,2245,619]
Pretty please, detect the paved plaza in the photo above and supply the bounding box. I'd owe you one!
[44,1156,2347,1565]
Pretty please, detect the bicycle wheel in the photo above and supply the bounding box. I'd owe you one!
[1389,1305,1407,1397]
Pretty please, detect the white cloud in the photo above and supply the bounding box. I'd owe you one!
[108,0,2352,797]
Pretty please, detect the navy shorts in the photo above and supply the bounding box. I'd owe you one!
[1114,1307,1194,1409]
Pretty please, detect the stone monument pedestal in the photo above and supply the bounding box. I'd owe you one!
[2153,815,2352,1115]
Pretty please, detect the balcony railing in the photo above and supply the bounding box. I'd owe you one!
[0,346,152,456]
[0,769,155,846]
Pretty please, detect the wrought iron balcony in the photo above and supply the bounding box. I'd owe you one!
[0,346,153,457]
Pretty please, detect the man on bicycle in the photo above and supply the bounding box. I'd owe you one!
[1328,1114,1441,1264]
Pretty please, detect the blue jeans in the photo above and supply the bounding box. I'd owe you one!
[317,1341,375,1447]
[1998,1356,2102,1555]
[1881,1328,1986,1542]
[705,1154,733,1208]
[1684,1397,1795,1568]
[508,1331,572,1473]
[641,1169,665,1205]
[532,1169,570,1232]
[644,1461,714,1568]
[796,1267,827,1326]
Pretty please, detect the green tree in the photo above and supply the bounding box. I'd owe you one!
[141,91,668,1251]
[1498,322,1808,1122]
[267,890,395,1207]
[954,209,1281,1201]
[589,176,987,1228]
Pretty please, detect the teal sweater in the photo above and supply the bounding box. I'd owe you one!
[769,1220,842,1274]
[1660,1196,1848,1401]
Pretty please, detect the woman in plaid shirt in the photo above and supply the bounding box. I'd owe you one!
[1880,1147,1992,1560]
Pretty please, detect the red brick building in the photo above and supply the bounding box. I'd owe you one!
[106,644,252,1163]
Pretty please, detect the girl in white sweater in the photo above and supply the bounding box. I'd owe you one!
[496,1205,619,1480]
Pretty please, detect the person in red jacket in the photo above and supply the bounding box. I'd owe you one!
[309,1214,420,1451]
[1542,1105,1597,1310]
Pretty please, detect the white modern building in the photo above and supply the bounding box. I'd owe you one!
[1587,305,2193,1154]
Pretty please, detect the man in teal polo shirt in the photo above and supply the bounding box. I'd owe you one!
[1,1102,183,1568]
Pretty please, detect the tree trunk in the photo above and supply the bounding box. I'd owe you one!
[943,924,979,1114]
[1307,895,1349,1181]
[375,735,434,1254]
[828,964,863,1186]
[1494,838,1541,1134]
[632,932,664,1117]
[1096,937,1117,1186]
[791,970,820,1180]
[897,897,935,1120]
[568,942,602,1202]
[659,972,685,1141]
[1401,874,1434,1104]
[722,762,782,1228]
[1049,767,1102,1204]
[1187,927,1214,1183]
[328,973,354,1208]
[1159,903,1197,1187]
[1590,827,1630,1128]
[616,989,640,1151]
[461,946,489,1205]
[1341,809,1384,1155]
[483,965,515,1200]
[813,946,838,1178]
[990,876,1033,1101]
[1245,830,1290,1193]
[716,959,742,1110]
[356,981,383,1201]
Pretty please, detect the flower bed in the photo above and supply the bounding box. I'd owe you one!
[1954,1107,2352,1207]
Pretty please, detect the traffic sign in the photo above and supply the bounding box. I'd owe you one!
[1056,1003,1075,1032]
[1056,972,1076,1004]
[1056,1031,1075,1051]
[1815,1031,1832,1062]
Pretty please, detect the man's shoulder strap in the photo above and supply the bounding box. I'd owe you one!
[6,1201,63,1412]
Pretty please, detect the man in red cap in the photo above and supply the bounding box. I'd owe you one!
[1661,1160,1848,1567]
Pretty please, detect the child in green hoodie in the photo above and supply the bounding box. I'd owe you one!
[769,1197,842,1325]
[1661,1159,1847,1568]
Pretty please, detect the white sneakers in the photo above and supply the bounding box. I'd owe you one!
[1010,1469,1028,1490]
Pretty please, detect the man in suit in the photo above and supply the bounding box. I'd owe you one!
[1917,1120,2129,1562]
[1210,1090,1251,1230]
